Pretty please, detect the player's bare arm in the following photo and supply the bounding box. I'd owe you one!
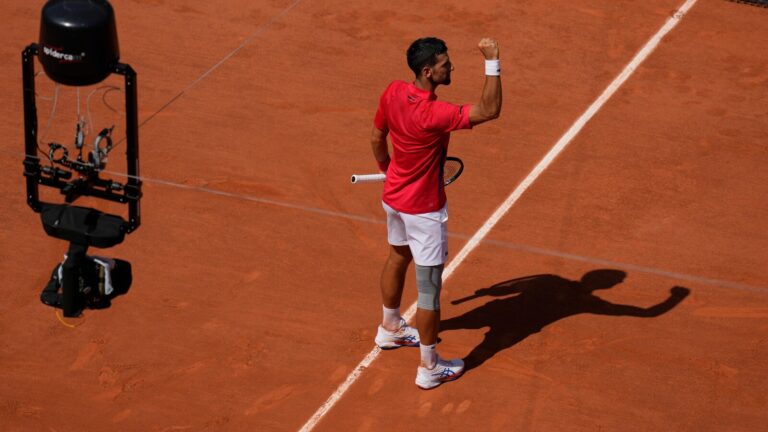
[469,38,502,126]
[371,126,390,173]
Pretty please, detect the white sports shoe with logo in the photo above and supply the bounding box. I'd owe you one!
[375,318,420,349]
[415,357,465,389]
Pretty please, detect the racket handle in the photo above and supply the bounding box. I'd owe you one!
[350,173,386,184]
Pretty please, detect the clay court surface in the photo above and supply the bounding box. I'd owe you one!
[1,0,767,430]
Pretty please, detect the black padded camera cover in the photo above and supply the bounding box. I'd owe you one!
[41,203,127,248]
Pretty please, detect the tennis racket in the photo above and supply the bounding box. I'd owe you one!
[351,156,464,185]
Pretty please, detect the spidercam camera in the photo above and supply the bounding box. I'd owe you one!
[22,0,141,317]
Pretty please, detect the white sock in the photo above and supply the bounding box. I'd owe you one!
[420,343,437,369]
[382,305,401,331]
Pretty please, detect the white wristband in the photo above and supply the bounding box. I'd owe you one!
[485,59,500,76]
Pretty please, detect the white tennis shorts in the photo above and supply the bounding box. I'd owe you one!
[382,201,448,266]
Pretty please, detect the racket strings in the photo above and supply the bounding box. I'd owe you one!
[443,159,463,183]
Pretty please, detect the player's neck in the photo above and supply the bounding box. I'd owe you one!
[413,77,438,94]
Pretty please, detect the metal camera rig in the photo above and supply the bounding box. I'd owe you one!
[22,0,141,317]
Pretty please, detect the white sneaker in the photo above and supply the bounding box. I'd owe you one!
[375,318,420,349]
[415,357,464,389]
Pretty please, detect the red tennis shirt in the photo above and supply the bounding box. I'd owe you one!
[374,80,472,214]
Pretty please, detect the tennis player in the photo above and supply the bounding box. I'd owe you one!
[371,37,502,389]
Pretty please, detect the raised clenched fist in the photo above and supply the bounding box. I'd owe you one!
[478,38,499,60]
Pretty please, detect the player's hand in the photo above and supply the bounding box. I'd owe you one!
[376,156,390,173]
[478,38,499,60]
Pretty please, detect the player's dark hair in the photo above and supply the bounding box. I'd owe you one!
[407,37,448,77]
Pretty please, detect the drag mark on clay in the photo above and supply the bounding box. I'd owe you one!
[245,385,296,416]
[367,376,385,396]
[417,401,432,418]
[111,409,132,423]
[69,340,103,370]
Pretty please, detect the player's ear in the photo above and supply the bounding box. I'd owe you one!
[421,65,433,79]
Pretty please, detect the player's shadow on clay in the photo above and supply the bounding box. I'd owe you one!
[441,269,690,372]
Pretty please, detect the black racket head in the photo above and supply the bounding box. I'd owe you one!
[443,156,464,186]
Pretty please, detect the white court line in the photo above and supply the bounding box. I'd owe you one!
[298,1,699,431]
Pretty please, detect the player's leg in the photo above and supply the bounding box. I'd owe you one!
[376,202,420,349]
[403,206,448,349]
[415,264,442,346]
[403,205,465,388]
[414,262,443,371]
[380,244,411,316]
